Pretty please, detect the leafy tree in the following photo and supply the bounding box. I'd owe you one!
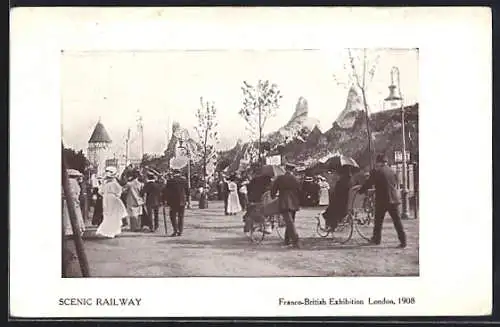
[239,80,282,165]
[333,48,381,169]
[195,97,219,186]
[62,148,89,174]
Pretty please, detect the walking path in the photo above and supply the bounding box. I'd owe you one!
[70,202,419,277]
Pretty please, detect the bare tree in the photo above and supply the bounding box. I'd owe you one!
[195,97,219,186]
[333,48,380,169]
[239,80,282,165]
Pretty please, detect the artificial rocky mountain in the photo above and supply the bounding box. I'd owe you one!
[266,97,321,145]
[219,85,419,174]
[283,103,419,171]
[163,122,202,161]
[217,96,322,172]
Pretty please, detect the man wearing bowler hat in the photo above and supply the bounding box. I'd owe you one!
[164,169,189,237]
[271,162,302,249]
[221,174,230,215]
[359,154,407,248]
[141,173,163,232]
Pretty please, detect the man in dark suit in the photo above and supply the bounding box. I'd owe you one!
[221,176,230,215]
[271,163,302,248]
[164,169,189,237]
[141,174,163,232]
[359,154,407,248]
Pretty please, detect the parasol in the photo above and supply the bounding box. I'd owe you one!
[318,151,341,164]
[261,164,286,178]
[325,155,360,171]
[144,166,161,177]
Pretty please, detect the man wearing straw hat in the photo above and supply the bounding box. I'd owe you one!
[271,162,302,249]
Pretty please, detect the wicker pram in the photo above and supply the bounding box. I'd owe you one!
[243,191,280,232]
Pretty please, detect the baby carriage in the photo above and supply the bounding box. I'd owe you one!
[243,190,286,244]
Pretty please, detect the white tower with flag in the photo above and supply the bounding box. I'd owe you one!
[127,109,144,166]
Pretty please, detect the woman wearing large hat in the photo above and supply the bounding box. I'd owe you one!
[317,176,330,206]
[95,167,128,238]
[226,174,242,215]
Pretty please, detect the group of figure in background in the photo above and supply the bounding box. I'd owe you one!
[301,175,331,207]
[63,165,192,239]
[218,174,250,216]
[216,170,332,218]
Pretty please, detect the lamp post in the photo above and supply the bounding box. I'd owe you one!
[178,139,192,209]
[384,66,410,220]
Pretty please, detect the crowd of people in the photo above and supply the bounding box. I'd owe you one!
[216,171,335,212]
[234,154,407,249]
[62,153,407,249]
[63,165,191,239]
[210,154,406,249]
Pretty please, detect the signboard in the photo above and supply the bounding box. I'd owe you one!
[394,151,410,163]
[266,155,281,166]
[105,158,118,167]
[296,166,307,172]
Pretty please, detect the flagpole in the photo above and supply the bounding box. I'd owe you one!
[125,128,130,166]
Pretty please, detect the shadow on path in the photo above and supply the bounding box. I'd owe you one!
[155,235,396,252]
[190,225,242,231]
[84,232,169,241]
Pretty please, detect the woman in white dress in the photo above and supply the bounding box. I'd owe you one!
[96,167,128,238]
[227,176,242,215]
[318,176,330,206]
[62,170,86,237]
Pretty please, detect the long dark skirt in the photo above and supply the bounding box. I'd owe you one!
[91,198,103,226]
[238,192,248,210]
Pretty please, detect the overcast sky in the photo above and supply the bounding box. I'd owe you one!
[61,48,418,156]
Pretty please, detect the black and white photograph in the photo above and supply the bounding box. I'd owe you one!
[61,48,420,278]
[10,7,491,318]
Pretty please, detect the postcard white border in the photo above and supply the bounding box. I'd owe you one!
[9,7,492,317]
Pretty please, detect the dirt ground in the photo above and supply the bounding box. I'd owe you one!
[66,201,419,277]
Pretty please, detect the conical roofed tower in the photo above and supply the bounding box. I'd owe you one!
[88,120,112,144]
[87,119,113,176]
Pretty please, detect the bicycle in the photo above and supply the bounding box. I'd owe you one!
[315,185,375,243]
[353,188,375,241]
[247,213,287,244]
